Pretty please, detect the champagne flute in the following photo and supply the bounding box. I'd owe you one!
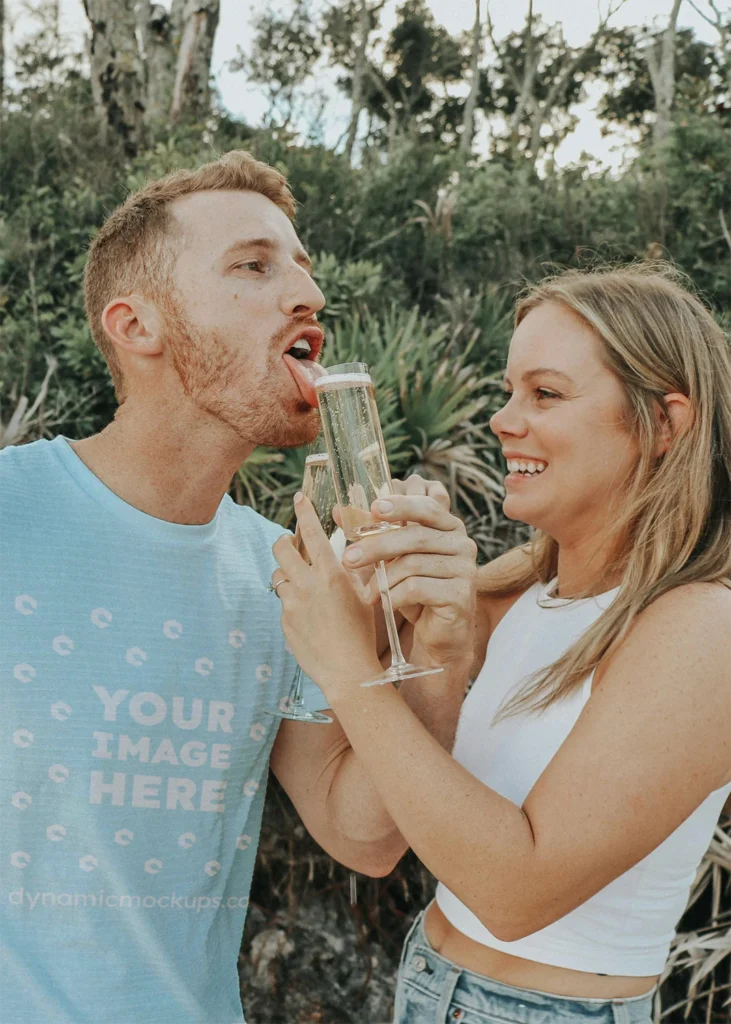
[314,362,444,688]
[269,447,340,725]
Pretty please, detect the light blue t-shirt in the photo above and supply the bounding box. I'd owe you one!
[0,437,327,1024]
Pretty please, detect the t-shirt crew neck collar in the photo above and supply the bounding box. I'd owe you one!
[51,435,226,544]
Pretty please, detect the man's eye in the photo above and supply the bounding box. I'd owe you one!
[236,261,264,272]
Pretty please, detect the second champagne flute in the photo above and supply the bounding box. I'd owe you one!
[314,362,443,688]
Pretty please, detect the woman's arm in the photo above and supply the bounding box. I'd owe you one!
[275,507,731,942]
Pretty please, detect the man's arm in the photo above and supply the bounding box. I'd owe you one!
[270,480,476,876]
[269,652,469,877]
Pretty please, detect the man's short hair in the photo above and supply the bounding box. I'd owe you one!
[84,151,296,400]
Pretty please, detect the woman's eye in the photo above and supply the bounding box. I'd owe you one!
[535,388,560,401]
[236,261,264,272]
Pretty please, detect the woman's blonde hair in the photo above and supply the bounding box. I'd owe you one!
[485,263,731,717]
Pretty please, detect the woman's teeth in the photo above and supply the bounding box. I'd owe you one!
[507,460,547,476]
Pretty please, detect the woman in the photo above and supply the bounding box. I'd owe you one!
[272,265,731,1024]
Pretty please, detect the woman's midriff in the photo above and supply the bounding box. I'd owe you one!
[424,901,658,1000]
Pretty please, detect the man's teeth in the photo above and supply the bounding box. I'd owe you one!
[289,338,312,356]
[507,460,547,476]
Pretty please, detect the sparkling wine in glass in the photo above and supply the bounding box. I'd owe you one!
[314,362,443,688]
[270,450,341,724]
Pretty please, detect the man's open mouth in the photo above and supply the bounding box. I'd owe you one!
[282,326,324,363]
[281,327,325,408]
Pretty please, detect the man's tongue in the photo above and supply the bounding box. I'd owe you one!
[282,353,322,408]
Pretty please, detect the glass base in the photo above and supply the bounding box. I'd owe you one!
[361,662,444,688]
[266,702,333,724]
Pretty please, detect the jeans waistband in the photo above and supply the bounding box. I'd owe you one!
[399,906,655,1024]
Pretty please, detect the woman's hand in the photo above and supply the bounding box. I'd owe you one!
[272,495,383,699]
[342,476,478,669]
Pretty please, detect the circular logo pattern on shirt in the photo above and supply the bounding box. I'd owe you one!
[13,664,36,684]
[48,764,69,783]
[279,696,293,714]
[249,723,265,742]
[52,635,74,656]
[126,647,147,667]
[46,825,67,842]
[114,829,134,846]
[194,657,213,676]
[255,664,272,683]
[178,833,197,849]
[144,859,163,875]
[228,629,246,649]
[11,792,32,810]
[50,701,72,721]
[79,855,98,872]
[204,860,221,877]
[242,780,259,798]
[13,729,34,748]
[14,594,37,615]
[236,834,252,852]
[10,851,31,869]
[162,620,183,640]
[90,608,113,629]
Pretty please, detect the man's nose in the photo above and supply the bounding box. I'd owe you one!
[284,266,325,318]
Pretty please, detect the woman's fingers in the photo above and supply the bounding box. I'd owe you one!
[386,576,475,618]
[363,554,475,605]
[402,473,451,510]
[374,492,459,531]
[344,518,475,571]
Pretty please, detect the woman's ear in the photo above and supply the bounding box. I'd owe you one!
[655,393,693,457]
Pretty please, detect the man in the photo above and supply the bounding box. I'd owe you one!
[0,151,472,1023]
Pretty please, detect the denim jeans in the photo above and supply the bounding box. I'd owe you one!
[393,908,655,1024]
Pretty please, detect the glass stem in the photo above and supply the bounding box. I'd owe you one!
[375,561,406,668]
[290,667,304,707]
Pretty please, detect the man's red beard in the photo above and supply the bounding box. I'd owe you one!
[163,305,320,449]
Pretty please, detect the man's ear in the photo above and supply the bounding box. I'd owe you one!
[655,392,693,457]
[101,295,164,358]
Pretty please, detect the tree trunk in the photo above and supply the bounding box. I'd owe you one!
[139,2,179,129]
[83,0,146,157]
[170,0,220,123]
[459,0,482,157]
[508,0,537,159]
[344,0,372,165]
[645,0,682,150]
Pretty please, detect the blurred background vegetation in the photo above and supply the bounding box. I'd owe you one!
[0,0,729,1020]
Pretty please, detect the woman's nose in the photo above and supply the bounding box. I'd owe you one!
[490,395,528,438]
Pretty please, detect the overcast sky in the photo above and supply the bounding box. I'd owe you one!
[5,0,723,168]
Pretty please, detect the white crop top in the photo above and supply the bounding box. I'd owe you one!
[435,580,731,976]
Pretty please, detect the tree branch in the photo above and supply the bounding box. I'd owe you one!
[485,1,521,94]
[685,0,723,30]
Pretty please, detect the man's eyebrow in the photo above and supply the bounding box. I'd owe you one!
[503,368,575,386]
[221,237,313,273]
